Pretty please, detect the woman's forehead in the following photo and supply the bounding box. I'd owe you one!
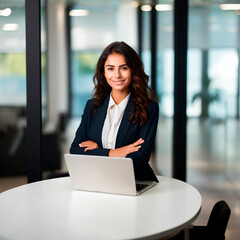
[104,53,126,66]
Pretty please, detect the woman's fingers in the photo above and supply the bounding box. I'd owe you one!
[131,138,144,147]
[129,144,142,152]
[80,140,97,147]
[128,146,141,153]
[125,139,144,155]
[79,141,91,147]
[84,147,94,152]
[79,140,99,151]
[109,139,144,157]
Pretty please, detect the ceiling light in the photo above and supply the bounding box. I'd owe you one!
[155,4,172,11]
[220,4,240,11]
[2,23,19,31]
[132,1,140,8]
[141,5,152,12]
[69,9,89,17]
[0,8,12,16]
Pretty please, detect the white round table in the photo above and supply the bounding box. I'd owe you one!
[0,176,201,240]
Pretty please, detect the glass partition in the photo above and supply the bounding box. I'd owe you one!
[187,1,240,188]
[0,6,26,107]
[0,1,27,191]
[69,1,137,117]
[155,1,174,177]
[0,0,47,191]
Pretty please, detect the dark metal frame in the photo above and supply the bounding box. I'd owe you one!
[25,0,42,183]
[66,5,72,119]
[137,5,142,57]
[150,2,157,94]
[172,0,188,181]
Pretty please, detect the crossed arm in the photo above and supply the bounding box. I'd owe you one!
[70,99,159,164]
[79,138,145,158]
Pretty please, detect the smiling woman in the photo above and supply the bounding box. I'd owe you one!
[70,41,159,182]
[104,53,132,104]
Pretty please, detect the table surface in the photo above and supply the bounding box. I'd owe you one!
[0,176,202,240]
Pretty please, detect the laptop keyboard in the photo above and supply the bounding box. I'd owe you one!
[136,183,148,192]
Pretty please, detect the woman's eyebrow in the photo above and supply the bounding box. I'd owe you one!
[106,63,127,67]
[105,63,127,67]
[119,64,127,67]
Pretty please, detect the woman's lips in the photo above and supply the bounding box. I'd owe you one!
[112,80,126,85]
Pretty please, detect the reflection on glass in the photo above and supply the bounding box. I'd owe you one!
[208,49,238,118]
[70,1,137,117]
[0,6,26,106]
[155,3,174,177]
[187,2,240,187]
[0,0,47,189]
[71,51,100,117]
[187,49,202,117]
[0,3,27,189]
[0,53,26,105]
[41,3,47,122]
[141,10,151,78]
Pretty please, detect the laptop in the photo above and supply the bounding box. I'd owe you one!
[64,154,157,196]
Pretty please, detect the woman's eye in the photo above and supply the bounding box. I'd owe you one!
[107,67,114,71]
[121,67,128,70]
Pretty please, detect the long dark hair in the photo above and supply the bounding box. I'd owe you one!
[93,41,155,126]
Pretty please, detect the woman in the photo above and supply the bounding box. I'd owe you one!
[70,41,159,182]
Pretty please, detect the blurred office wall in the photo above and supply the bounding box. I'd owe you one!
[0,0,239,191]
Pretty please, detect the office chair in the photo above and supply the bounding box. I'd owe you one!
[169,200,231,240]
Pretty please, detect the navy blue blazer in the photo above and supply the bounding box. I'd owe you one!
[70,94,159,182]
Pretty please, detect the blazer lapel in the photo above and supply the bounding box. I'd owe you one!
[94,95,110,148]
[115,95,133,148]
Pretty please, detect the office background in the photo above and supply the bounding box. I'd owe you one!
[0,0,239,239]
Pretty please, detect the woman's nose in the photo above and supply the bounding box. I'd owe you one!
[114,69,121,78]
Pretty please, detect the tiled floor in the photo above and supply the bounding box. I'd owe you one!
[154,118,240,240]
[187,160,240,239]
[0,118,239,239]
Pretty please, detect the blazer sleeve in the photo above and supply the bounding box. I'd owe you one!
[69,99,110,156]
[125,101,159,168]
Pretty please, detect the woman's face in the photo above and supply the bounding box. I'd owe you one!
[104,52,132,96]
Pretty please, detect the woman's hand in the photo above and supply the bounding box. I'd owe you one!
[79,140,99,152]
[109,138,144,158]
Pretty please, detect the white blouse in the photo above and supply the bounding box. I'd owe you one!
[102,93,131,149]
